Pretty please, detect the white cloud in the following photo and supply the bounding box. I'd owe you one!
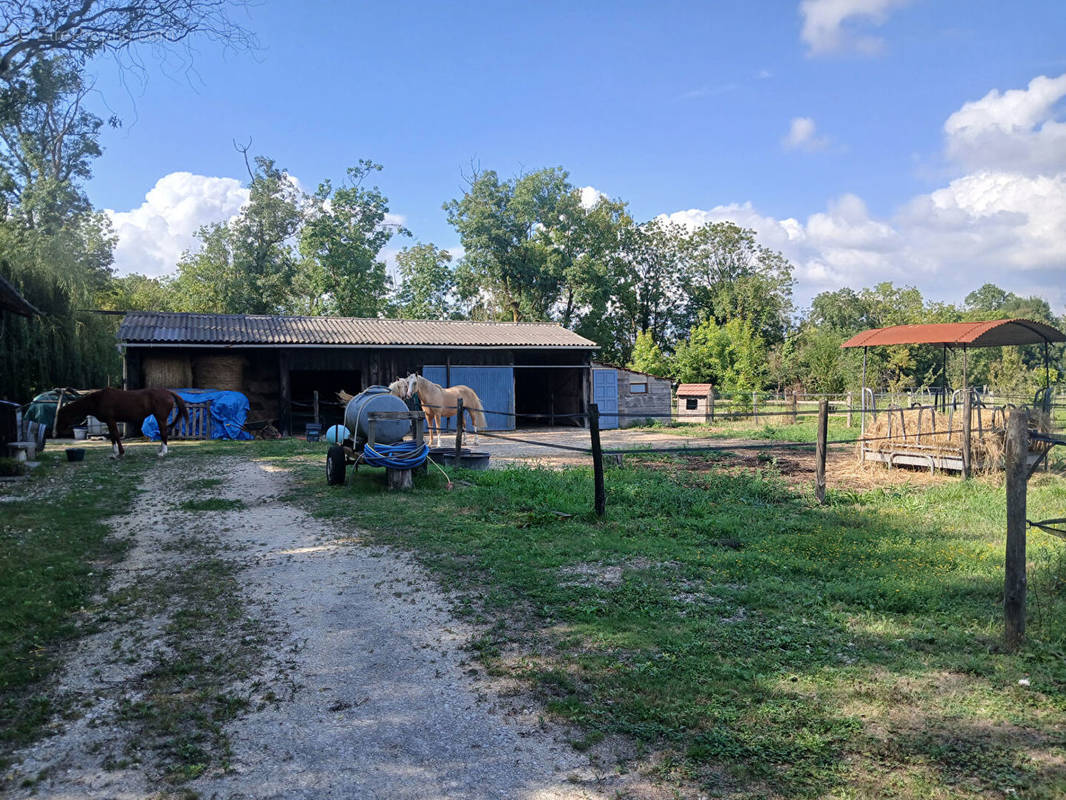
[944,73,1066,174]
[654,72,1066,310]
[107,172,248,277]
[783,116,831,151]
[800,0,911,56]
[579,186,607,209]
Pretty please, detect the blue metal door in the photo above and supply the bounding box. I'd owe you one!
[592,368,618,429]
[422,366,515,431]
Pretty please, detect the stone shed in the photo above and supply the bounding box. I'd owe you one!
[590,363,672,428]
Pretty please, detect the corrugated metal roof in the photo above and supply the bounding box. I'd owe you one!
[840,319,1065,348]
[676,383,713,396]
[118,311,599,349]
[0,273,39,317]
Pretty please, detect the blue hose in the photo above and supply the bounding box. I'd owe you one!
[362,440,429,470]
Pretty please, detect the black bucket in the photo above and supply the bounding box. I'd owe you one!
[442,451,491,470]
[429,447,469,465]
[65,448,86,462]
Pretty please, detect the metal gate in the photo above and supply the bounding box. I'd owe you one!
[592,368,618,429]
[422,366,515,431]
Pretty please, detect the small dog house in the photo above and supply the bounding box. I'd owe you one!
[676,383,715,422]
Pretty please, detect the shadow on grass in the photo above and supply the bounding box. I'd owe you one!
[283,452,1066,798]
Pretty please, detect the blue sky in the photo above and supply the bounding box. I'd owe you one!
[85,1,1066,311]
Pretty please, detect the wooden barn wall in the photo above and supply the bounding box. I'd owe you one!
[615,370,672,427]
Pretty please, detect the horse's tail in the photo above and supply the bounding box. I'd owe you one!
[464,389,487,430]
[168,391,189,432]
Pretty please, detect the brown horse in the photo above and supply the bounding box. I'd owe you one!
[56,388,189,458]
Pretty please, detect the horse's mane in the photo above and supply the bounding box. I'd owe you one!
[59,391,97,414]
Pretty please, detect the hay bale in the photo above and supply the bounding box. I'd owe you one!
[143,356,192,389]
[193,355,245,392]
[862,405,1051,471]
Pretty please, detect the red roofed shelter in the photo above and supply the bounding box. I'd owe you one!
[841,318,1065,452]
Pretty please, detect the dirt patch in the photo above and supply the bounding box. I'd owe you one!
[666,443,959,491]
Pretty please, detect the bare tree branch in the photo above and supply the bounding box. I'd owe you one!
[0,0,257,82]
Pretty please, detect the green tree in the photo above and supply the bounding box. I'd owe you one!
[103,272,176,311]
[393,242,455,319]
[446,166,573,322]
[297,161,406,316]
[683,221,794,343]
[809,287,871,333]
[171,156,304,314]
[672,317,767,392]
[0,57,120,399]
[616,218,687,349]
[627,329,671,377]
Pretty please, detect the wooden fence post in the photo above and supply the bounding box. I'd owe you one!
[709,390,715,424]
[815,399,828,504]
[313,390,320,426]
[454,397,464,461]
[1004,409,1027,650]
[790,391,798,424]
[589,402,606,517]
[961,388,972,479]
[847,391,853,428]
[752,391,758,423]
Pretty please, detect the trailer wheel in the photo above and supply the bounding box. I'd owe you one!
[326,445,347,486]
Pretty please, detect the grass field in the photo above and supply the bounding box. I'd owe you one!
[0,450,141,762]
[632,412,857,444]
[290,451,1066,799]
[4,436,1064,797]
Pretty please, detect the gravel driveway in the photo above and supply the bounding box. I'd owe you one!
[6,453,668,799]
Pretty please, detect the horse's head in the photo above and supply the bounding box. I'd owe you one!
[387,379,405,398]
[404,373,418,399]
[55,394,88,430]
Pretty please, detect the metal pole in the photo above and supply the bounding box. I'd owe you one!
[941,345,947,412]
[861,347,867,439]
[961,347,971,479]
[1045,340,1051,395]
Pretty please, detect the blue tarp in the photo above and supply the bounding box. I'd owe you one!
[142,388,253,441]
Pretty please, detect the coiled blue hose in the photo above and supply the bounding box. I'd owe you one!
[362,440,429,470]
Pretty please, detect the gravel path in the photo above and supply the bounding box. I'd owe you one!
[6,453,654,799]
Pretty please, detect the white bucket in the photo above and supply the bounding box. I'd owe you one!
[73,427,87,440]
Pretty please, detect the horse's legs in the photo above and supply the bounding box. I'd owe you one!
[154,412,169,457]
[106,419,123,458]
[429,411,439,447]
[469,409,479,446]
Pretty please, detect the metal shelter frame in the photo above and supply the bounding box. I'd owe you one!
[841,318,1066,474]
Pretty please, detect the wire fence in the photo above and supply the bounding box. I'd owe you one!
[396,386,1063,519]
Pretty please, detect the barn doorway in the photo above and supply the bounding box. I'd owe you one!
[289,369,359,429]
[514,367,585,427]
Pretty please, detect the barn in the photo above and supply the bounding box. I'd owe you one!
[117,312,600,434]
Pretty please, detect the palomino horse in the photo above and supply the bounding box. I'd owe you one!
[404,374,486,448]
[56,387,189,458]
